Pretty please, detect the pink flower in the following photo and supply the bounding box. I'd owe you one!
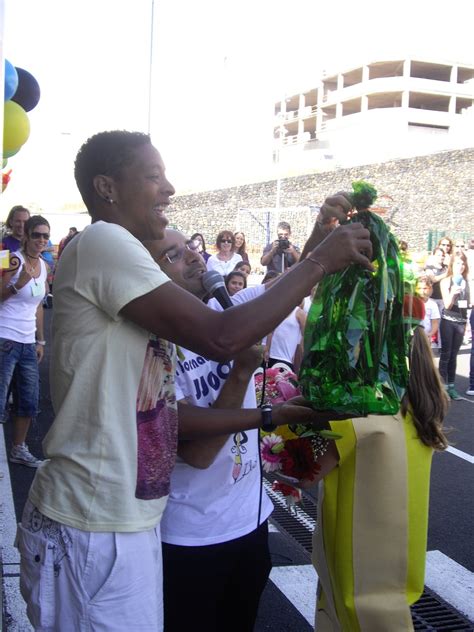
[276,380,300,401]
[260,434,285,473]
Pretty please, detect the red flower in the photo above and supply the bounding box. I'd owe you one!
[272,481,301,499]
[281,438,321,481]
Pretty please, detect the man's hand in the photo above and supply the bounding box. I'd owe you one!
[318,192,353,226]
[271,239,280,253]
[16,264,33,290]
[36,344,44,363]
[308,223,374,274]
[301,192,354,260]
[273,396,353,429]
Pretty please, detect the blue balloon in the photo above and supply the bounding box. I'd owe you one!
[4,59,19,101]
[12,67,41,112]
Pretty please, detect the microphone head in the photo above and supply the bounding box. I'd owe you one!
[202,270,226,294]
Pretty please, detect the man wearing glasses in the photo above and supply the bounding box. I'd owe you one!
[144,230,344,632]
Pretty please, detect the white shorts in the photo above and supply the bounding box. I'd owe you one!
[16,500,163,631]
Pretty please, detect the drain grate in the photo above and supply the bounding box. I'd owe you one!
[411,592,474,631]
[264,475,474,631]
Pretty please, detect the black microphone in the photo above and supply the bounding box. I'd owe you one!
[202,270,234,310]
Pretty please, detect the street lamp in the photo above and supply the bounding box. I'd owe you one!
[275,113,288,215]
[147,0,155,135]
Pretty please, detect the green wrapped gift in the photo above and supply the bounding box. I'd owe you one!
[299,183,409,416]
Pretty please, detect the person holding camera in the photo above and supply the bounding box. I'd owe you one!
[260,221,300,273]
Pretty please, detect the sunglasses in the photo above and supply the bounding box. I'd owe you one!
[220,239,233,244]
[31,232,50,240]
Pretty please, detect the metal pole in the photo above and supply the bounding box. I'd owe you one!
[147,0,155,135]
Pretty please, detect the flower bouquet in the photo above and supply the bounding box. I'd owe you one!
[255,366,337,510]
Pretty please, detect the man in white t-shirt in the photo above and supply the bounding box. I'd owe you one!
[146,229,345,632]
[18,131,374,632]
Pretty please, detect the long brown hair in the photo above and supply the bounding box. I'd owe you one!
[447,252,469,279]
[234,231,247,256]
[401,327,449,450]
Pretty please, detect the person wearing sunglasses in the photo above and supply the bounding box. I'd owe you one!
[206,229,243,276]
[0,215,49,468]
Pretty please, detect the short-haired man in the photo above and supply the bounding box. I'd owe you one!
[260,220,300,273]
[2,205,30,252]
[146,230,340,631]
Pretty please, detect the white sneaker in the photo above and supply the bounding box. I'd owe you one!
[466,389,474,397]
[10,443,43,468]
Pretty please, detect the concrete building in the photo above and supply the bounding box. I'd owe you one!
[274,57,474,171]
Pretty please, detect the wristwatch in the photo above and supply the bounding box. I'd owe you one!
[260,404,276,432]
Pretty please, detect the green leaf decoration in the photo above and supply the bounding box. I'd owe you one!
[299,209,408,417]
[350,180,378,211]
[318,430,343,440]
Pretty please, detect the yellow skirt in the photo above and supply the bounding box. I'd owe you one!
[312,412,432,632]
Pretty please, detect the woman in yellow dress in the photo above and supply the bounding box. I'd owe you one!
[311,325,449,632]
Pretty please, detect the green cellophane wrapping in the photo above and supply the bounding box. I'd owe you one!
[299,211,409,416]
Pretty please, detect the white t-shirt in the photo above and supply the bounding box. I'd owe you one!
[29,222,178,532]
[421,297,440,335]
[206,252,242,277]
[160,284,273,546]
[0,252,47,343]
[303,295,312,314]
[268,307,302,364]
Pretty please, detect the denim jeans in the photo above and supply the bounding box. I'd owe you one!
[0,338,39,421]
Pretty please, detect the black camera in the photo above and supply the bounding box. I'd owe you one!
[277,238,290,251]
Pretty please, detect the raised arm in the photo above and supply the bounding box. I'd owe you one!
[300,193,353,261]
[121,220,373,361]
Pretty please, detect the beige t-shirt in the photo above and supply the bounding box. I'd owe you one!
[29,221,178,532]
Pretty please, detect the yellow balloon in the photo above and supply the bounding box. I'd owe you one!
[3,146,21,159]
[3,101,30,153]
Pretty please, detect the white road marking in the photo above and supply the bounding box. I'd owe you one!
[270,564,317,626]
[270,554,474,627]
[446,446,474,463]
[425,551,474,621]
[0,427,33,631]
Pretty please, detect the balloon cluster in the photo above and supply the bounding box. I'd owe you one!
[2,59,41,191]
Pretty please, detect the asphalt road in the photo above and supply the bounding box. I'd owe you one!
[2,308,473,630]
